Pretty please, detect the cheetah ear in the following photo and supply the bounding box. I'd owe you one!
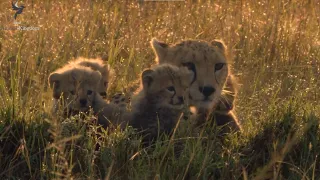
[151,38,169,64]
[211,40,227,52]
[181,67,195,85]
[141,69,154,89]
[91,71,102,84]
[103,64,110,77]
[48,72,61,89]
[186,69,195,85]
[101,54,109,61]
[103,64,109,71]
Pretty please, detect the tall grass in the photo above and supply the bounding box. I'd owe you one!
[0,0,319,179]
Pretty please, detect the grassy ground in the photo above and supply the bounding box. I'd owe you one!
[0,0,319,179]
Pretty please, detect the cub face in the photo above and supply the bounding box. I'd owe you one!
[69,57,110,98]
[141,64,194,109]
[151,39,229,110]
[48,66,101,112]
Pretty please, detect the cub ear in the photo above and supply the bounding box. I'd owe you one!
[103,64,110,72]
[211,40,227,52]
[141,69,154,89]
[101,54,109,61]
[48,72,61,89]
[103,64,111,77]
[181,67,195,85]
[151,38,169,64]
[187,70,195,85]
[91,70,102,83]
[103,64,109,69]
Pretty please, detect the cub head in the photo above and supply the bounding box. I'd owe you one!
[151,38,229,110]
[70,57,110,98]
[48,66,101,112]
[141,64,194,109]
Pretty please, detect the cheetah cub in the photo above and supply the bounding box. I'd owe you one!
[49,57,111,106]
[48,64,123,127]
[48,64,102,116]
[127,64,194,144]
[68,57,111,98]
[69,57,131,109]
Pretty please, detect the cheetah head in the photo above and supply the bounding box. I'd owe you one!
[48,66,101,112]
[141,64,194,109]
[151,38,229,111]
[69,57,111,98]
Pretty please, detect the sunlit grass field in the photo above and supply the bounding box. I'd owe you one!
[0,0,319,179]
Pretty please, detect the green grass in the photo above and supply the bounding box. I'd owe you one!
[0,0,319,179]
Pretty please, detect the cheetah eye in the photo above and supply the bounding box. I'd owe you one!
[70,90,75,95]
[215,63,224,71]
[87,90,93,95]
[167,86,175,92]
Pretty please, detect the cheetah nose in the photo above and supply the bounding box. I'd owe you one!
[178,96,184,104]
[80,99,87,106]
[100,92,107,98]
[199,86,215,97]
